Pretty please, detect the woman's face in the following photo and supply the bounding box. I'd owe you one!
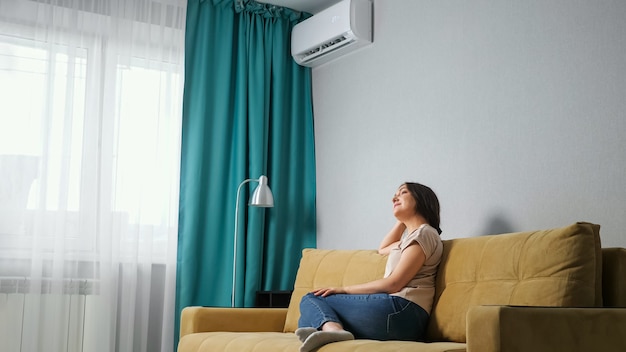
[392,184,417,218]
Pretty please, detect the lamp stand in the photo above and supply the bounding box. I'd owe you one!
[232,175,273,307]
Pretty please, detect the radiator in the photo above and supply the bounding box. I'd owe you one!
[0,277,96,352]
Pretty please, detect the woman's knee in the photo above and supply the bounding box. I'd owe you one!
[300,292,317,305]
[299,293,323,314]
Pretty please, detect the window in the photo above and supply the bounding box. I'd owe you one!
[0,2,184,261]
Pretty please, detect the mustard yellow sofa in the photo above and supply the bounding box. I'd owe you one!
[178,222,626,352]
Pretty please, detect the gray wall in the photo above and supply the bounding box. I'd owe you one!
[312,0,626,249]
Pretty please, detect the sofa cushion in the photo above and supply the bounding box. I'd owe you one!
[179,331,466,352]
[283,249,387,332]
[427,222,602,343]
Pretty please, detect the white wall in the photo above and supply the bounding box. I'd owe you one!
[312,0,626,249]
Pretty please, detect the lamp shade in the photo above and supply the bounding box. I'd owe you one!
[249,175,274,207]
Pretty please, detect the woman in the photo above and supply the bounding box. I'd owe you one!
[296,182,443,352]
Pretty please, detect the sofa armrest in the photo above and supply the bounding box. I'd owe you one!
[180,307,288,337]
[466,305,626,352]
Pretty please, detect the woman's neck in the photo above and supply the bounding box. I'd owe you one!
[403,216,427,234]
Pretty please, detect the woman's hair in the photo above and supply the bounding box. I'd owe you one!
[404,182,442,235]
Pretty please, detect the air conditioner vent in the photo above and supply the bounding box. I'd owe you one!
[299,33,356,63]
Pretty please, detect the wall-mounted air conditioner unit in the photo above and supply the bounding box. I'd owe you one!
[291,0,372,67]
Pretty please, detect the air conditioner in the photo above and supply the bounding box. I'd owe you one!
[291,0,372,67]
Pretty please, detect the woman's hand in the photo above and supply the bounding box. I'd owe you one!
[378,221,406,255]
[311,287,347,297]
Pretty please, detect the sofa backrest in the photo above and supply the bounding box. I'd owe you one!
[427,222,602,343]
[283,222,603,344]
[283,249,387,332]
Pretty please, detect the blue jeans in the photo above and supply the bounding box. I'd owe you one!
[297,292,429,341]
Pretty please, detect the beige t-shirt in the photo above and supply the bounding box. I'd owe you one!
[384,223,443,314]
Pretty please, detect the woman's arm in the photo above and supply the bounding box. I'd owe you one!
[313,242,426,297]
[378,221,406,255]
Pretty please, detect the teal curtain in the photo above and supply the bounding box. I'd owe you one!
[174,0,316,344]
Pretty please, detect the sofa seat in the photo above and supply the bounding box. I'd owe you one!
[178,306,466,351]
[179,331,466,352]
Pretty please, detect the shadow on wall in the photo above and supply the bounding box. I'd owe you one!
[480,213,516,236]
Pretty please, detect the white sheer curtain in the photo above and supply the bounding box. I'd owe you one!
[0,0,185,351]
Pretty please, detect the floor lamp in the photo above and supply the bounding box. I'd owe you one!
[232,175,274,307]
